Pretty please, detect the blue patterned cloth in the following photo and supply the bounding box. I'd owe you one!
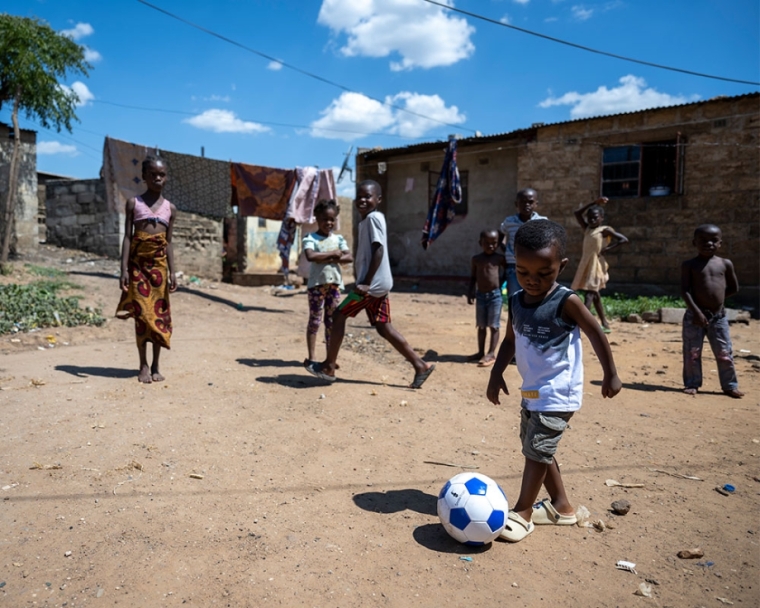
[421,139,462,249]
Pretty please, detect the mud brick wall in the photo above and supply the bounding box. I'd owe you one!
[45,179,122,258]
[171,210,223,280]
[0,125,39,253]
[518,96,759,301]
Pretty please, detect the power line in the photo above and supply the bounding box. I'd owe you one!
[91,98,439,139]
[135,0,477,133]
[421,0,760,87]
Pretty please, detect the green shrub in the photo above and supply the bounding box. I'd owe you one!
[599,293,684,320]
[0,282,105,334]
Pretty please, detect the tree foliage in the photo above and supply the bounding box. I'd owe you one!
[0,13,90,131]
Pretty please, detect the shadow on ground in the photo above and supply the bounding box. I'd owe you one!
[237,358,302,369]
[590,379,722,395]
[55,365,137,379]
[353,489,437,516]
[177,286,290,314]
[254,373,407,390]
[412,523,496,554]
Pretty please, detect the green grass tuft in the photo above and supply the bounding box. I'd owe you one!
[0,282,105,334]
[599,293,684,320]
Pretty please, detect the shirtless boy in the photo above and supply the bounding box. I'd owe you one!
[468,229,507,366]
[680,224,743,398]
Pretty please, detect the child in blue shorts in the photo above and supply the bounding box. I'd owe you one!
[468,229,507,366]
[487,219,622,543]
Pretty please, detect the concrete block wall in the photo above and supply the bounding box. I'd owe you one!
[0,125,39,253]
[519,96,759,299]
[172,210,223,280]
[45,178,223,280]
[45,179,123,258]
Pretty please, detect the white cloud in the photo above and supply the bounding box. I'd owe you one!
[267,60,283,71]
[317,0,475,71]
[60,22,93,40]
[206,95,231,102]
[60,81,94,106]
[184,109,270,134]
[311,92,395,140]
[38,141,78,156]
[544,16,559,22]
[310,91,465,141]
[513,0,530,4]
[83,47,102,62]
[539,75,699,118]
[387,92,465,138]
[500,14,511,25]
[571,5,594,20]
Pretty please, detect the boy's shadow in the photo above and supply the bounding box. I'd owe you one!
[353,489,493,554]
[254,374,407,389]
[55,365,137,379]
[177,286,290,314]
[590,379,720,394]
[237,358,302,369]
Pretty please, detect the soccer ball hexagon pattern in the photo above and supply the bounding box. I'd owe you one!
[437,472,509,545]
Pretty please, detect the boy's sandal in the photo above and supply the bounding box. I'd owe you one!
[499,511,535,542]
[305,362,337,383]
[531,499,578,525]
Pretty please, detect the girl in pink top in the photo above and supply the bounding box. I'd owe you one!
[116,156,177,383]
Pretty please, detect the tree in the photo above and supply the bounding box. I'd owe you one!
[0,14,90,269]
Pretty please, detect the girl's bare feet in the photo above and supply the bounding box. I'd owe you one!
[724,388,744,398]
[138,365,153,383]
[151,371,165,382]
[683,388,697,396]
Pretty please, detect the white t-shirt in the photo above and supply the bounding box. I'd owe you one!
[302,232,349,289]
[355,211,393,297]
[510,284,584,412]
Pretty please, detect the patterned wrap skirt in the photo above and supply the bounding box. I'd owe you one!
[116,231,172,349]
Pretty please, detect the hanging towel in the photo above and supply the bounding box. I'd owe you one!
[421,139,462,250]
[231,163,296,219]
[102,137,157,213]
[159,150,231,219]
[289,167,337,224]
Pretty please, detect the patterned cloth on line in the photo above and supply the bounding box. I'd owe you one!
[231,163,296,219]
[159,150,231,219]
[102,136,157,213]
[289,168,337,224]
[116,231,172,349]
[421,138,462,249]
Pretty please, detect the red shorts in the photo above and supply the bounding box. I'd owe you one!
[337,292,391,325]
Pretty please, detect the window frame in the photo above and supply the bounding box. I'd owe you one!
[600,136,685,198]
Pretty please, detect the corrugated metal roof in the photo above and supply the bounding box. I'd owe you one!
[360,91,760,160]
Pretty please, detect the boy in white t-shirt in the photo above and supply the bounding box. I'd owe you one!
[307,180,435,389]
[302,199,352,366]
[486,219,621,542]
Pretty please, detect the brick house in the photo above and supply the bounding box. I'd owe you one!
[355,93,759,306]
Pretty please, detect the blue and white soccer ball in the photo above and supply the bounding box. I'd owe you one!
[437,472,509,545]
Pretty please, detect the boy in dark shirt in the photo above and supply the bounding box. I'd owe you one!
[468,229,507,366]
[681,224,743,398]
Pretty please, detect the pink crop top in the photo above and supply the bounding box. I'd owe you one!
[133,196,172,227]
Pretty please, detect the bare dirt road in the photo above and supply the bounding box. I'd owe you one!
[1,247,758,607]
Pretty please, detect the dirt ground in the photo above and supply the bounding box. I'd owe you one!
[1,246,758,608]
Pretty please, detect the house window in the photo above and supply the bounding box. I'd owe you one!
[428,170,469,216]
[601,138,683,197]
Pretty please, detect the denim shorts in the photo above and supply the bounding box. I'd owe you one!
[520,406,574,464]
[476,288,502,329]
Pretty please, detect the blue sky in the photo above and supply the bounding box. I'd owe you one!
[3,0,758,194]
